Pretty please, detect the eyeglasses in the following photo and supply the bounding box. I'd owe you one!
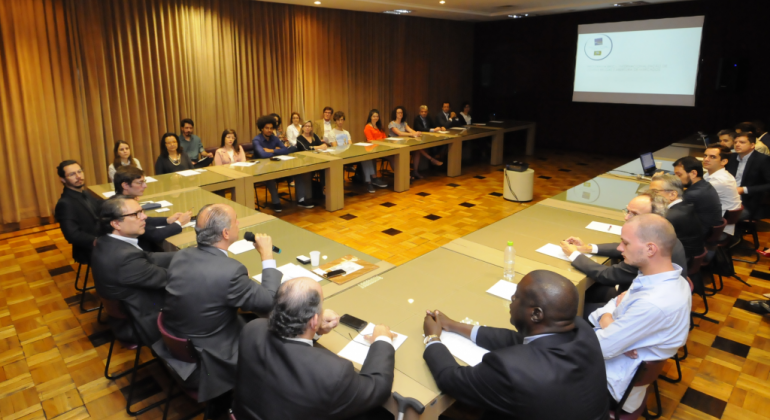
[118,209,145,220]
[132,180,147,186]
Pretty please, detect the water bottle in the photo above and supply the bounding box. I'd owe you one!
[503,241,516,281]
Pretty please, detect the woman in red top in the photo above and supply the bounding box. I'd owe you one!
[364,109,388,140]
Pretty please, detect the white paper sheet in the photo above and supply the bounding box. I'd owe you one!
[352,142,374,146]
[486,280,517,301]
[102,191,116,198]
[177,170,200,177]
[384,137,404,141]
[154,208,170,213]
[231,162,257,167]
[228,239,254,255]
[449,127,465,130]
[155,200,173,208]
[338,323,407,365]
[440,331,489,366]
[436,131,449,134]
[586,221,622,236]
[145,176,158,183]
[253,263,323,283]
[272,156,295,161]
[194,169,207,173]
[536,243,593,262]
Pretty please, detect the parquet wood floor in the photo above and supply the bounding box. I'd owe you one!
[2,150,769,419]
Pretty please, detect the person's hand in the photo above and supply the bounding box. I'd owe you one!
[251,233,273,261]
[560,241,578,257]
[275,145,283,149]
[624,349,638,359]
[317,143,328,150]
[441,127,447,131]
[264,148,274,153]
[318,309,339,335]
[738,187,745,195]
[599,313,614,329]
[364,324,396,343]
[429,310,457,333]
[423,310,443,337]
[167,212,182,224]
[564,236,592,253]
[615,291,628,307]
[207,152,214,158]
[450,112,456,118]
[414,132,422,138]
[177,211,192,226]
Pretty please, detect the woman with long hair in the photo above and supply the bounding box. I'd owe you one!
[108,140,142,182]
[214,129,247,165]
[154,133,193,175]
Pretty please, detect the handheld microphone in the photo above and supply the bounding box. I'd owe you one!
[244,232,281,254]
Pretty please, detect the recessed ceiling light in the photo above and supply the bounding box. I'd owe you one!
[384,9,412,14]
[439,1,445,4]
[508,13,536,18]
[314,1,320,4]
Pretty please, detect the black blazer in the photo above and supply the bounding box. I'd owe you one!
[436,111,462,129]
[424,318,609,420]
[413,115,438,132]
[54,188,101,264]
[232,319,395,420]
[682,180,724,236]
[91,235,173,344]
[726,151,770,219]
[667,202,705,261]
[573,240,688,292]
[139,217,182,251]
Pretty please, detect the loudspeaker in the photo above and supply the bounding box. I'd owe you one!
[716,58,746,92]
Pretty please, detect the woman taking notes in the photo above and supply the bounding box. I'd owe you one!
[108,140,142,182]
[155,133,194,175]
[286,112,302,147]
[388,106,442,179]
[214,129,246,165]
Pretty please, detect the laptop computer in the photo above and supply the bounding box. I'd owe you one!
[639,152,672,177]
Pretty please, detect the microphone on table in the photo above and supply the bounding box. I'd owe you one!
[244,232,281,254]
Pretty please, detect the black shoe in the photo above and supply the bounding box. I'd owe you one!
[372,178,388,188]
[367,183,375,193]
[297,200,314,209]
[273,203,283,213]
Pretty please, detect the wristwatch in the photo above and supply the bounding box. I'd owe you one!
[423,334,440,345]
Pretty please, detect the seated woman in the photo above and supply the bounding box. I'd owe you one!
[388,106,442,179]
[295,121,328,152]
[459,102,472,125]
[154,133,194,175]
[286,112,302,147]
[324,111,386,194]
[214,129,247,165]
[108,140,142,182]
[363,109,393,188]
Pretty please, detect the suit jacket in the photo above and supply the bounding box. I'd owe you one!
[314,119,334,141]
[91,235,173,345]
[232,319,395,420]
[161,245,282,401]
[573,240,688,292]
[54,188,101,264]
[682,180,724,237]
[436,111,462,129]
[667,202,705,261]
[726,151,770,219]
[413,115,438,132]
[139,217,182,251]
[424,318,609,420]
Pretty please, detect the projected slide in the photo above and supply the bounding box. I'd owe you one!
[572,16,704,107]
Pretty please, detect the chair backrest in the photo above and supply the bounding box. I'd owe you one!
[705,219,727,245]
[724,206,744,225]
[686,276,694,293]
[688,248,709,277]
[100,296,129,320]
[615,359,667,413]
[157,312,199,363]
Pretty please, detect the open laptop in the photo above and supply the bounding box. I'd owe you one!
[639,152,672,177]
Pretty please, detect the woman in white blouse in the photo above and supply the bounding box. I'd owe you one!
[285,112,302,147]
[108,140,142,182]
[459,102,472,125]
[214,129,247,165]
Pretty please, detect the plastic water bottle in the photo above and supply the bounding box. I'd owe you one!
[503,241,516,281]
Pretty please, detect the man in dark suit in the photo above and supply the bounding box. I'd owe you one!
[233,278,396,420]
[413,105,445,132]
[725,132,770,220]
[158,203,282,403]
[650,174,704,261]
[91,196,173,344]
[673,156,723,236]
[436,101,463,129]
[114,166,192,250]
[55,160,101,265]
[422,270,609,420]
[560,192,688,317]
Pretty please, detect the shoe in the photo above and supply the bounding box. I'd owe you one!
[367,183,375,193]
[372,178,388,188]
[273,203,283,213]
[749,300,770,314]
[758,248,770,258]
[297,200,314,209]
[430,158,444,166]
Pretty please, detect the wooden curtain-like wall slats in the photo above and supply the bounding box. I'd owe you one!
[0,0,473,223]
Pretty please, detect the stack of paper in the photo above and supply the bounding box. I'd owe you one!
[536,243,593,262]
[231,162,257,167]
[352,143,374,147]
[253,263,323,283]
[228,239,254,255]
[486,280,517,301]
[586,221,622,235]
[177,170,200,176]
[194,169,207,173]
[272,156,295,161]
[338,323,407,365]
[440,331,489,366]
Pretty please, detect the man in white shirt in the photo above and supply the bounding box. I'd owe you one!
[702,145,742,235]
[589,214,691,413]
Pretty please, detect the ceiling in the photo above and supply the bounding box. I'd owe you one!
[256,0,695,22]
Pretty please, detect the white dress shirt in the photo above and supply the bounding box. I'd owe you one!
[108,233,142,250]
[703,168,742,235]
[734,150,753,190]
[460,112,471,125]
[286,125,300,146]
[588,264,691,412]
[667,198,683,208]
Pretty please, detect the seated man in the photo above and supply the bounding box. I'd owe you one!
[560,192,688,315]
[436,101,463,129]
[91,196,174,344]
[589,214,691,413]
[158,203,282,403]
[726,131,770,220]
[702,145,742,235]
[114,166,191,250]
[650,173,705,261]
[422,270,609,420]
[673,156,723,237]
[717,129,736,151]
[413,105,445,132]
[233,278,396,420]
[55,160,101,265]
[252,115,313,212]
[735,122,770,155]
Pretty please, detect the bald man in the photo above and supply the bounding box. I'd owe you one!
[156,203,282,404]
[588,214,691,413]
[233,278,396,420]
[422,270,609,420]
